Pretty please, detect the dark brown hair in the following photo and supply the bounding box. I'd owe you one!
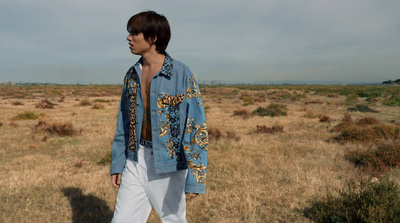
[127,11,171,54]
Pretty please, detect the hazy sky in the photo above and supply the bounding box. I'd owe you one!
[1,0,399,84]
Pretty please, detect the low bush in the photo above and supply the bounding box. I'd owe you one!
[208,127,222,141]
[93,99,110,103]
[305,179,400,223]
[226,131,240,141]
[356,116,380,127]
[319,115,332,123]
[12,101,24,106]
[333,113,400,143]
[347,105,379,113]
[346,143,400,177]
[33,117,77,137]
[232,108,253,119]
[256,121,284,134]
[334,124,400,143]
[332,112,354,132]
[305,100,323,105]
[11,111,39,120]
[252,103,288,117]
[35,99,56,109]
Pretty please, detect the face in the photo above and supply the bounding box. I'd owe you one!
[127,33,154,55]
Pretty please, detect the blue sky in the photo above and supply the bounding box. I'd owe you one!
[1,0,399,84]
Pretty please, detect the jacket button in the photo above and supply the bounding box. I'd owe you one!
[136,102,140,106]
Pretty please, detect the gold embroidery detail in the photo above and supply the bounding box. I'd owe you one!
[161,94,184,107]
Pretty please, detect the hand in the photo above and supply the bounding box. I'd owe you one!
[186,193,198,200]
[111,173,122,188]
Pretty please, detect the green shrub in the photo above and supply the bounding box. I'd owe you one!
[382,95,400,106]
[240,96,255,106]
[305,179,400,223]
[279,92,306,101]
[252,103,288,117]
[12,111,39,120]
[347,105,379,113]
[345,94,359,105]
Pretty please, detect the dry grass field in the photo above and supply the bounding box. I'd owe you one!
[0,84,399,222]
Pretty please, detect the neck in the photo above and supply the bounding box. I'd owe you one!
[141,51,165,69]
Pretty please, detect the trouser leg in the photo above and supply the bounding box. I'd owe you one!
[141,146,188,223]
[112,144,188,223]
[111,159,152,223]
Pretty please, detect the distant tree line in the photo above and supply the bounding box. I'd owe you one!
[382,79,400,85]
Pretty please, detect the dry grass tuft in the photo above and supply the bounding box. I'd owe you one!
[9,122,19,127]
[92,102,105,109]
[332,112,353,132]
[12,101,24,106]
[36,99,57,109]
[79,98,92,106]
[232,108,253,119]
[226,131,240,141]
[305,100,323,105]
[98,151,112,165]
[390,120,400,126]
[11,111,39,120]
[58,96,65,102]
[208,127,222,141]
[74,160,83,168]
[256,121,285,134]
[33,117,78,137]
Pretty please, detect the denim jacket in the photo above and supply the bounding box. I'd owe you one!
[110,53,208,194]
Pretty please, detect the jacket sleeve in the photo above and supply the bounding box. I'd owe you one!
[110,85,129,175]
[182,74,208,194]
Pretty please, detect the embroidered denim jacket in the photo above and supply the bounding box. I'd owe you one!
[110,53,208,194]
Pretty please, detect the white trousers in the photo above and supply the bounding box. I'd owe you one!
[111,144,188,223]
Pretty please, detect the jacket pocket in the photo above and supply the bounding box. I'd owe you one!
[161,93,184,107]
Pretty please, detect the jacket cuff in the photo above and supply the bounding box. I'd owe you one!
[185,182,206,194]
[110,164,125,176]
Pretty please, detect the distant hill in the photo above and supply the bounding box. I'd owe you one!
[382,79,400,85]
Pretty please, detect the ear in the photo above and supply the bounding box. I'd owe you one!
[149,36,157,45]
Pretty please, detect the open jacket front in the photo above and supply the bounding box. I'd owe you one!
[110,54,208,194]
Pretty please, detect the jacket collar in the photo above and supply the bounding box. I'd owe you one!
[135,52,174,77]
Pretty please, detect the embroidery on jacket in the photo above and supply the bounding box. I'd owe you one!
[185,74,201,99]
[158,94,184,158]
[183,118,208,184]
[124,68,139,152]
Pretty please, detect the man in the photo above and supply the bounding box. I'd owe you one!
[110,11,208,223]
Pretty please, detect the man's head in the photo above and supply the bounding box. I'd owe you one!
[127,11,171,54]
